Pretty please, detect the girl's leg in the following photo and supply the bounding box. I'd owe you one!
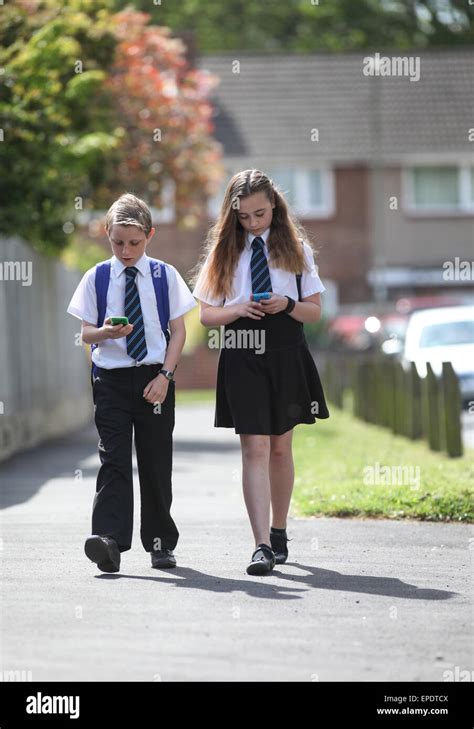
[269,429,294,529]
[239,434,271,547]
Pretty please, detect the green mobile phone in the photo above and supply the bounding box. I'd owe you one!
[109,316,129,326]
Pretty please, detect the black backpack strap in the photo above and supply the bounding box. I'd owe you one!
[296,273,302,302]
[295,237,305,301]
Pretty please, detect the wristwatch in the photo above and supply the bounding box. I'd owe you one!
[159,368,174,381]
[284,296,296,313]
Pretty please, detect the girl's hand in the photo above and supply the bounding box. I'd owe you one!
[143,374,170,405]
[103,318,134,339]
[234,299,266,319]
[259,293,288,314]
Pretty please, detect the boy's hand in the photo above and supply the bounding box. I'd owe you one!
[103,318,133,339]
[143,374,169,405]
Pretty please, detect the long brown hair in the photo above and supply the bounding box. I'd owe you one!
[190,169,315,301]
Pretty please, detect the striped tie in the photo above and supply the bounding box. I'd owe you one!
[250,237,272,294]
[124,266,148,362]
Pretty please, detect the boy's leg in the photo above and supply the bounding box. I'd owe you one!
[92,370,134,552]
[133,372,178,553]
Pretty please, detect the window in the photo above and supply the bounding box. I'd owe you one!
[419,320,474,348]
[267,168,334,218]
[207,168,335,220]
[405,165,474,213]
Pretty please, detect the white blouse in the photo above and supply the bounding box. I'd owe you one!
[192,228,326,307]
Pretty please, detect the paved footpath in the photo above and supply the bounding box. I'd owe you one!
[0,404,472,681]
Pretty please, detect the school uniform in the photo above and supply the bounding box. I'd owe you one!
[67,253,196,553]
[192,229,330,435]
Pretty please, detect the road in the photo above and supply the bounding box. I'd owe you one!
[0,404,472,681]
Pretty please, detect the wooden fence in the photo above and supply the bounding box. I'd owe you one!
[323,355,463,458]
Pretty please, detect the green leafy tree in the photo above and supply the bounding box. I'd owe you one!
[95,9,223,229]
[0,0,223,255]
[0,0,122,254]
[122,0,473,52]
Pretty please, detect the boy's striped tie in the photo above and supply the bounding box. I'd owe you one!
[250,237,272,294]
[124,266,148,362]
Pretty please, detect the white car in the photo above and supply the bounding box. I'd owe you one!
[403,305,474,404]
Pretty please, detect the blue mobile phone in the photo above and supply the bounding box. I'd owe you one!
[252,292,271,302]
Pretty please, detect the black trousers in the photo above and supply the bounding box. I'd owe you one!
[91,364,178,553]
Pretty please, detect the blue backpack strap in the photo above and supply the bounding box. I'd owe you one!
[91,261,111,380]
[95,261,111,327]
[149,259,170,345]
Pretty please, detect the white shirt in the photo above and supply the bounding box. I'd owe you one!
[192,228,326,306]
[67,254,197,369]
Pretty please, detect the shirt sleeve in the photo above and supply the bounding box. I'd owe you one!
[192,260,225,306]
[66,267,99,324]
[300,242,326,298]
[166,264,198,321]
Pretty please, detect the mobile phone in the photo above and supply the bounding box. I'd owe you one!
[252,292,271,302]
[108,316,129,326]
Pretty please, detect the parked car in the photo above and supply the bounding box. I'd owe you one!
[402,305,474,406]
[380,295,470,356]
[327,295,471,354]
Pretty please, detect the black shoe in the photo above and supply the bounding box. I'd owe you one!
[246,543,276,575]
[270,528,290,564]
[84,535,120,573]
[151,549,176,569]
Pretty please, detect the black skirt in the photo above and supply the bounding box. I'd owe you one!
[214,311,330,435]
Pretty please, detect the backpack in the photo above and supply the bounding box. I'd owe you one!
[90,258,170,380]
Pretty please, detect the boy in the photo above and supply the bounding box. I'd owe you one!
[67,193,196,572]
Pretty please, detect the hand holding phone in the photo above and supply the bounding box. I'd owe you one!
[104,316,133,339]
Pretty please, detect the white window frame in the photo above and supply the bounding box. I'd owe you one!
[207,167,335,220]
[402,163,474,216]
[289,168,335,219]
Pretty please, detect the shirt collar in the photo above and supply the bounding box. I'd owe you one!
[245,227,270,250]
[111,253,149,278]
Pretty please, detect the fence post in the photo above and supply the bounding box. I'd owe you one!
[406,362,423,440]
[423,363,441,452]
[366,360,376,423]
[354,361,362,420]
[393,361,405,436]
[333,357,343,408]
[441,361,463,458]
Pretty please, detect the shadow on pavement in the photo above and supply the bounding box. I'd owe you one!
[94,564,458,601]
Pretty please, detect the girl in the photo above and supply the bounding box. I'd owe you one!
[192,169,329,575]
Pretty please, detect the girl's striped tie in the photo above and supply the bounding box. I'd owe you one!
[250,237,272,294]
[124,266,148,362]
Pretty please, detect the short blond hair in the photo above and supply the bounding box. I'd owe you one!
[105,193,152,236]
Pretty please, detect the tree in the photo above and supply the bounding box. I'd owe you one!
[0,0,122,254]
[121,0,474,53]
[96,9,223,229]
[0,1,222,255]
